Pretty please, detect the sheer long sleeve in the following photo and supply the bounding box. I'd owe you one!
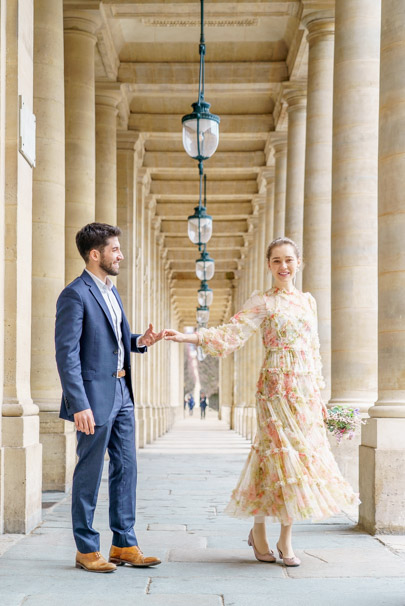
[307,293,326,390]
[198,291,269,358]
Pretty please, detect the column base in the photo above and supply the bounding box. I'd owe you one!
[3,416,42,534]
[220,405,232,428]
[135,404,146,449]
[145,405,153,444]
[39,411,76,492]
[359,418,405,534]
[0,446,4,534]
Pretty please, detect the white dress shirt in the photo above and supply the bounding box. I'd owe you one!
[85,269,125,371]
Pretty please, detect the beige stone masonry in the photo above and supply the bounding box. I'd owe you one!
[33,0,75,492]
[284,86,307,290]
[96,86,122,226]
[0,0,7,533]
[359,0,405,534]
[269,133,287,240]
[64,12,98,284]
[302,14,334,402]
[3,0,42,533]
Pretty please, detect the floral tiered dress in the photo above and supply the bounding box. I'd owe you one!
[198,287,359,525]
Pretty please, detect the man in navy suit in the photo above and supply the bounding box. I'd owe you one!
[55,223,163,573]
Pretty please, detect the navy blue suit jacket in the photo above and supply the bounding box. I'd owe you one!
[55,270,146,426]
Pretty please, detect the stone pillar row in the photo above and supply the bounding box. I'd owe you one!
[0,2,179,535]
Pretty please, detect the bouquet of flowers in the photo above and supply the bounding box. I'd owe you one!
[325,405,365,444]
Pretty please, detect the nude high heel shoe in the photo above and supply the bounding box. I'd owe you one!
[248,529,276,563]
[276,543,301,567]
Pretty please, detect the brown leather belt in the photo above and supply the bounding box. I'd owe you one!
[113,369,126,378]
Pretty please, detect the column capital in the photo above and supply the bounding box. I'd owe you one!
[64,10,99,39]
[252,194,266,215]
[137,167,151,190]
[152,216,162,232]
[282,84,307,112]
[146,194,157,216]
[268,131,287,156]
[95,84,121,111]
[303,14,335,45]
[258,167,275,191]
[117,130,144,152]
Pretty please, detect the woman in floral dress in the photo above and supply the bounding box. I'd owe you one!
[164,237,359,567]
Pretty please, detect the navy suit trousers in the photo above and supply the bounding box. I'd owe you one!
[72,378,138,553]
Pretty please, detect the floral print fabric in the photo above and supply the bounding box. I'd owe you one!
[198,287,359,524]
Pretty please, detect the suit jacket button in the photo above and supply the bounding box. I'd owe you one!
[113,350,118,355]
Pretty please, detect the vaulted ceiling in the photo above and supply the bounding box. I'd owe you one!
[66,0,309,326]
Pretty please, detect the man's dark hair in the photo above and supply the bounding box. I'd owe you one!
[76,223,121,263]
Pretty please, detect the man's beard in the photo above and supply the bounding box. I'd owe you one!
[99,255,120,276]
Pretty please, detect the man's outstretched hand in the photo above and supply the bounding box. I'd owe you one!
[138,324,165,347]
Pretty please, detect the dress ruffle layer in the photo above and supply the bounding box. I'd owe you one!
[199,288,359,524]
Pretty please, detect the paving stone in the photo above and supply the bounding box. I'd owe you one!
[147,524,187,531]
[22,594,223,606]
[1,412,405,606]
[286,546,405,578]
[136,530,207,549]
[223,578,405,606]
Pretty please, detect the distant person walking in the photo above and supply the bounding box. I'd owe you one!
[188,394,195,416]
[199,392,208,419]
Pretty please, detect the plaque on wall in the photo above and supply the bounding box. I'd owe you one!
[19,95,36,168]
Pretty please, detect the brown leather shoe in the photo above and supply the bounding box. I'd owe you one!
[76,550,117,573]
[109,545,161,567]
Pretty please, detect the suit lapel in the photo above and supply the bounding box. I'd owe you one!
[113,286,131,351]
[80,271,117,339]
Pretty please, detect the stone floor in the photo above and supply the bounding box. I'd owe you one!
[1,409,405,606]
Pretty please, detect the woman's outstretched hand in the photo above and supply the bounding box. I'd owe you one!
[164,329,199,345]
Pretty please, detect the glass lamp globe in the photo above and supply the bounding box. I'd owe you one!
[187,205,212,245]
[198,281,213,307]
[182,101,220,160]
[196,250,215,281]
[196,305,210,324]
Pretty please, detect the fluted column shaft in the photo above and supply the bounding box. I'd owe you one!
[271,136,287,239]
[95,90,120,226]
[33,0,75,491]
[3,0,42,533]
[330,1,379,413]
[264,178,274,290]
[0,0,6,533]
[359,0,405,534]
[64,14,97,283]
[284,90,307,272]
[302,16,335,401]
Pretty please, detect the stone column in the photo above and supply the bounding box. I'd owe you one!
[330,1,379,414]
[64,13,98,284]
[360,0,405,534]
[302,15,335,403]
[270,134,287,239]
[95,86,121,226]
[117,132,146,447]
[284,87,307,289]
[135,169,150,447]
[3,0,42,533]
[32,0,75,491]
[264,176,274,290]
[0,0,7,533]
